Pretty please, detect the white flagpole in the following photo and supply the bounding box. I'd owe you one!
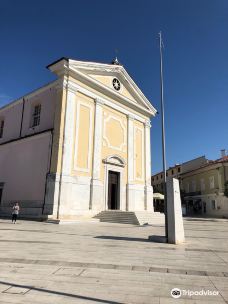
[158,31,168,240]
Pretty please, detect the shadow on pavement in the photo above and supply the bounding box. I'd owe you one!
[0,280,124,304]
[184,218,225,222]
[95,235,166,243]
[95,235,150,242]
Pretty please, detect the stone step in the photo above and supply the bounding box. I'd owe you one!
[135,211,165,225]
[94,211,165,225]
[97,214,137,217]
[94,211,139,225]
[100,219,138,223]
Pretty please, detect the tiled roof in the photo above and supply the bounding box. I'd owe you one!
[214,155,228,163]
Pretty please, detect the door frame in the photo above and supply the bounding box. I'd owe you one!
[103,155,126,211]
[108,170,120,210]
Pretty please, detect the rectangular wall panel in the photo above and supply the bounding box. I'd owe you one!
[134,122,144,183]
[135,127,143,180]
[76,105,90,169]
[73,96,94,174]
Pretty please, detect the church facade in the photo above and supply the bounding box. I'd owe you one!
[0,58,157,220]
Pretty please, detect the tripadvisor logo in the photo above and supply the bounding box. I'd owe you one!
[171,288,219,298]
[171,288,181,298]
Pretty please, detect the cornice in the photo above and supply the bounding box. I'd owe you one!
[95,98,104,106]
[68,59,123,71]
[64,80,146,123]
[121,68,157,114]
[67,67,155,117]
[47,58,157,115]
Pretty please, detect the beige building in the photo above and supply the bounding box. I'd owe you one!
[181,154,228,217]
[151,164,181,212]
[0,58,157,220]
[152,164,181,194]
[152,154,228,217]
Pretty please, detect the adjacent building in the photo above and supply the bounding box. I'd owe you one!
[152,164,181,194]
[0,58,157,220]
[151,153,228,218]
[181,154,228,217]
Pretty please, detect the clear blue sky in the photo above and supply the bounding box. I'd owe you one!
[0,0,227,174]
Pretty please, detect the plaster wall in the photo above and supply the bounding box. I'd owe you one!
[0,86,56,145]
[183,168,220,195]
[101,105,128,182]
[21,88,56,136]
[201,194,228,217]
[0,132,52,217]
[0,101,22,143]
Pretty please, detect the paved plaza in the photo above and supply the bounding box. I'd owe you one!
[0,217,228,304]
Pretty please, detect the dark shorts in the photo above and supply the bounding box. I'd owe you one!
[12,214,18,221]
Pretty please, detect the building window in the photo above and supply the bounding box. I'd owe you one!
[172,170,174,175]
[166,172,168,177]
[0,119,4,138]
[211,200,216,210]
[152,178,154,182]
[32,104,41,127]
[178,167,181,173]
[192,180,196,192]
[209,176,215,189]
[200,178,205,191]
[186,183,189,193]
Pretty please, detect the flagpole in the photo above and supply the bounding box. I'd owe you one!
[158,31,168,241]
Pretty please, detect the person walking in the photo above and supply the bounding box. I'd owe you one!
[12,202,20,224]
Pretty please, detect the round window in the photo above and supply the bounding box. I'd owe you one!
[112,78,121,91]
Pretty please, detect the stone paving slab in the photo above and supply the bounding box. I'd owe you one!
[0,217,228,303]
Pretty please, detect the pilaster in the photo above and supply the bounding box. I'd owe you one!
[43,81,77,219]
[61,87,77,175]
[144,119,154,211]
[126,114,135,210]
[90,98,104,210]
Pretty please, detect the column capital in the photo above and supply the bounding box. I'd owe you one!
[95,98,105,106]
[144,119,151,128]
[55,78,78,94]
[55,78,67,92]
[67,82,78,94]
[128,114,135,121]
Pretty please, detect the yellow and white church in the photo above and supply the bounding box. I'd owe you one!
[0,57,158,222]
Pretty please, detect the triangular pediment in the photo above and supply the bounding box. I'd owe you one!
[87,73,137,102]
[47,58,157,116]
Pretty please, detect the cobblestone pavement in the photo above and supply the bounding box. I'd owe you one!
[0,217,228,303]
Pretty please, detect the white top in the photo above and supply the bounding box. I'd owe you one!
[12,205,20,215]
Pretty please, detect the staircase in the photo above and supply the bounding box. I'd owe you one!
[94,210,165,225]
[134,211,165,225]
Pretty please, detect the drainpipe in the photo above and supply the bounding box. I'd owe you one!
[19,98,25,137]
